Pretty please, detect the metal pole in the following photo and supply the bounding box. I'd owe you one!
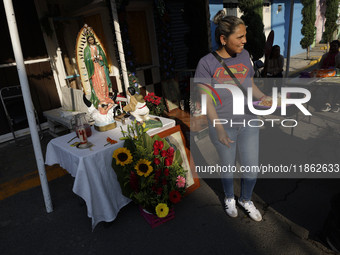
[285,0,294,78]
[110,0,130,93]
[3,0,53,213]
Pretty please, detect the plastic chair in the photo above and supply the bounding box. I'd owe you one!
[0,85,43,145]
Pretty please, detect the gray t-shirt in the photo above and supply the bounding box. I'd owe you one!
[194,50,255,126]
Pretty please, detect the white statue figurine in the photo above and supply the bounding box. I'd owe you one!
[123,87,150,123]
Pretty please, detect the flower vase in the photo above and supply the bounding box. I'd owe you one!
[139,205,175,228]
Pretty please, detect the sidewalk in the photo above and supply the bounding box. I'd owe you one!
[287,42,327,77]
[1,43,340,255]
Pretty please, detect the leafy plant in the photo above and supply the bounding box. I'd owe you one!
[301,0,316,59]
[323,0,340,44]
[239,0,266,61]
[112,121,187,217]
[144,93,166,116]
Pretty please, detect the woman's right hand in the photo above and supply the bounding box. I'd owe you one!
[216,128,234,148]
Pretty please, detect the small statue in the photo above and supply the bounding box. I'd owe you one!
[123,87,150,123]
[76,24,117,131]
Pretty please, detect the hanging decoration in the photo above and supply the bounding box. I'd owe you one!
[153,0,176,81]
[107,0,140,94]
[108,0,176,89]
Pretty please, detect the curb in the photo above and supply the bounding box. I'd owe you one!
[288,56,321,77]
[0,165,68,200]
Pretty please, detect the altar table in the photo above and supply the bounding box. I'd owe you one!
[45,116,176,229]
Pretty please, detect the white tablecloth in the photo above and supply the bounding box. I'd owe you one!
[45,116,176,229]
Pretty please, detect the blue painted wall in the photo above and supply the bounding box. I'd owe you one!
[209,0,305,57]
[271,0,304,57]
[209,1,224,51]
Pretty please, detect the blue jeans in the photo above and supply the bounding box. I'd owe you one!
[209,123,259,201]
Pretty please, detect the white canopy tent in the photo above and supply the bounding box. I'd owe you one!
[3,0,130,213]
[3,0,53,212]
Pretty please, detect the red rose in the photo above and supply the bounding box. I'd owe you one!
[161,150,168,157]
[154,158,161,165]
[165,157,173,166]
[169,190,181,203]
[162,178,167,186]
[155,169,162,177]
[155,140,164,150]
[156,187,163,195]
[167,147,175,157]
[153,140,164,150]
[129,171,139,193]
[154,175,159,183]
[153,149,159,155]
[152,185,157,191]
[164,168,169,176]
[153,141,159,149]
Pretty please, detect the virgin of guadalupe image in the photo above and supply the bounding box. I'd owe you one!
[76,24,117,130]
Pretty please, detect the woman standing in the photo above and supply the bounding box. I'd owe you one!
[195,10,270,221]
[84,35,114,114]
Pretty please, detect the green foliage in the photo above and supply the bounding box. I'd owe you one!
[241,11,266,61]
[127,71,140,94]
[238,0,263,20]
[300,0,316,49]
[323,0,340,43]
[112,121,187,215]
[238,0,266,61]
[153,0,176,80]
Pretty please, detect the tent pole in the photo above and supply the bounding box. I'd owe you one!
[110,0,130,93]
[285,0,294,78]
[3,0,53,213]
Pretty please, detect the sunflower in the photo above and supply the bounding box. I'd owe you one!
[155,203,169,218]
[112,147,133,166]
[135,159,153,177]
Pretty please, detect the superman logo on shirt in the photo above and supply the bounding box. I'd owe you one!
[213,63,249,85]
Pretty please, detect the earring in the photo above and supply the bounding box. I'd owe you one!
[222,42,226,46]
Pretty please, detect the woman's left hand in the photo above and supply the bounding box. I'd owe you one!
[259,95,272,102]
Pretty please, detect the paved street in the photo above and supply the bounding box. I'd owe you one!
[1,43,340,254]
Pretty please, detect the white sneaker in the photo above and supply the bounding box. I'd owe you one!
[238,199,262,222]
[224,197,238,218]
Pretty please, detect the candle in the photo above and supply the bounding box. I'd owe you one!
[78,127,88,144]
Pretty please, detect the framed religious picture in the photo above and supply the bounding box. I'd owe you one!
[156,125,200,196]
[161,79,181,112]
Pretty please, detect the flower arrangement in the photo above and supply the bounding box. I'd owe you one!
[112,121,187,218]
[144,93,166,116]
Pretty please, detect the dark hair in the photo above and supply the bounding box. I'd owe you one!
[128,87,136,96]
[213,10,245,48]
[330,40,340,47]
[269,45,280,59]
[87,36,96,44]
